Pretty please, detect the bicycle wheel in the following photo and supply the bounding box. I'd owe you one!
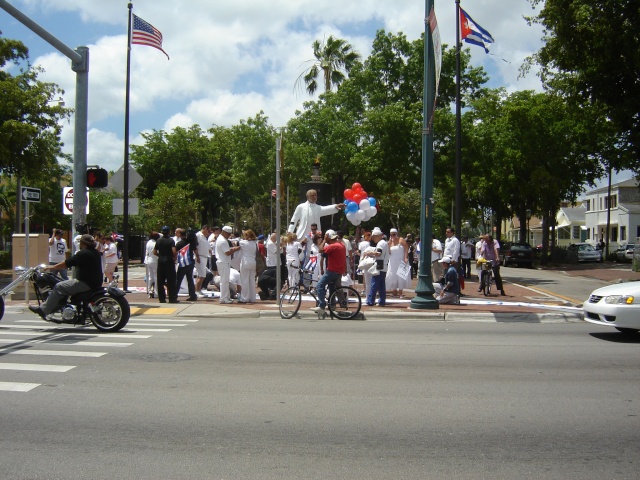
[328,286,362,320]
[483,272,492,296]
[279,287,302,319]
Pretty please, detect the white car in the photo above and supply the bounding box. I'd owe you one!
[583,281,640,333]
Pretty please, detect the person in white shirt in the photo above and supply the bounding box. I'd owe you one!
[195,225,211,297]
[363,227,390,307]
[443,226,461,264]
[144,231,160,298]
[238,229,257,304]
[431,234,443,281]
[460,235,474,279]
[357,231,372,297]
[48,229,68,280]
[103,236,119,283]
[216,226,241,304]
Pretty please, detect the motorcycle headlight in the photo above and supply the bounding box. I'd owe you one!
[604,295,635,305]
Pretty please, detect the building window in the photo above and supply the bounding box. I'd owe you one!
[611,228,618,242]
[572,226,581,239]
[585,199,590,211]
[605,195,617,209]
[621,226,626,242]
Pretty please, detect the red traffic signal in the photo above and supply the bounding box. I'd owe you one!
[87,168,108,188]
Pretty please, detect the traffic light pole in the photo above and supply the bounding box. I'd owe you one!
[0,0,89,249]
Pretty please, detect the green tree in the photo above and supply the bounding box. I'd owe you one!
[296,35,361,95]
[526,0,640,170]
[144,183,201,231]
[0,34,70,178]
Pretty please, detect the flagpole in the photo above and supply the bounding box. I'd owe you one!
[454,0,462,242]
[410,0,438,310]
[122,2,133,291]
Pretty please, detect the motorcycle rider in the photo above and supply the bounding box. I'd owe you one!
[29,234,103,319]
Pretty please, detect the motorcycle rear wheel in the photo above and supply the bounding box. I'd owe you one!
[90,295,130,332]
[0,295,4,321]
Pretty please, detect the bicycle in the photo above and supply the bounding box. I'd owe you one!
[479,260,494,296]
[279,268,362,320]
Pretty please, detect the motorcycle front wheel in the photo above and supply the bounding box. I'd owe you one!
[90,295,130,332]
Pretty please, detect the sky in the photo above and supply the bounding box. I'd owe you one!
[0,0,630,189]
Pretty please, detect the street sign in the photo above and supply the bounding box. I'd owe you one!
[109,164,143,194]
[62,187,90,215]
[112,198,139,215]
[21,186,41,203]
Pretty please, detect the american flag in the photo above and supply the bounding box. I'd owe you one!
[132,14,170,59]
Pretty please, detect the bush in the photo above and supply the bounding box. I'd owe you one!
[0,250,11,270]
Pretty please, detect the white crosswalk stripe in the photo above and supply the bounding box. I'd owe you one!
[0,315,198,392]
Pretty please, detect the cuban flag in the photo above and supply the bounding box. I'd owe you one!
[460,8,494,53]
[177,244,193,267]
[304,255,317,272]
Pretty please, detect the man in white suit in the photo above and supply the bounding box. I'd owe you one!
[288,189,345,241]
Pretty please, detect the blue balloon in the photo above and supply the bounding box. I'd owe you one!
[368,197,377,207]
[347,201,358,213]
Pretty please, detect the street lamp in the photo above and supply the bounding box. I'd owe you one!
[526,209,532,245]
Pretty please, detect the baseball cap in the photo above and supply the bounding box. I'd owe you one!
[325,229,338,239]
[161,225,170,234]
[371,227,383,237]
[439,255,452,263]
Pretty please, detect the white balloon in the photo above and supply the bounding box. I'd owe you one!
[355,209,365,220]
[351,219,362,226]
[346,211,355,221]
[364,209,373,221]
[369,207,378,217]
[359,199,370,211]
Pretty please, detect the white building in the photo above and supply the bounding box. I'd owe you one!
[583,178,640,248]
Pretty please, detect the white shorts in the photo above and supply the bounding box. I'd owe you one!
[104,263,117,274]
[195,257,208,277]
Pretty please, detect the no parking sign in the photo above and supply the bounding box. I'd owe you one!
[62,187,90,215]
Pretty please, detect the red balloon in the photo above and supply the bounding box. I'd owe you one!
[344,188,354,200]
[352,182,362,191]
[360,190,367,198]
[352,192,364,203]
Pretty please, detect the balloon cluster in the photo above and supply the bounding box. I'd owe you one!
[343,182,377,226]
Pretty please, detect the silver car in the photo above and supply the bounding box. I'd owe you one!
[567,243,603,263]
[583,281,640,333]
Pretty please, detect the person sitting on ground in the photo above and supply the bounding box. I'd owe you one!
[433,256,460,305]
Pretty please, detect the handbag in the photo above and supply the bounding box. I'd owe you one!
[255,244,266,275]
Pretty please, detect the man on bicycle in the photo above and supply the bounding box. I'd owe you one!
[311,229,346,313]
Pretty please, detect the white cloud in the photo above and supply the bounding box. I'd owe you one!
[5,0,545,170]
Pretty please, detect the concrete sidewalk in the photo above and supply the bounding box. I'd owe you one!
[7,262,639,323]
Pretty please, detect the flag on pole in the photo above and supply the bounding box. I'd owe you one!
[271,189,277,198]
[132,13,170,59]
[459,8,494,53]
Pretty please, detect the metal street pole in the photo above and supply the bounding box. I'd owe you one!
[0,0,89,249]
[411,0,438,310]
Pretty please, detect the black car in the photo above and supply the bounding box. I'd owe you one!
[501,242,534,267]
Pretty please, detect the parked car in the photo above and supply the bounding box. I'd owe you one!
[615,244,635,262]
[566,243,603,263]
[583,281,640,333]
[501,242,534,267]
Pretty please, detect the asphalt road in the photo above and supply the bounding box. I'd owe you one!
[0,314,638,479]
[500,265,613,304]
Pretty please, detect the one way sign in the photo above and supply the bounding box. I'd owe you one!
[21,187,41,203]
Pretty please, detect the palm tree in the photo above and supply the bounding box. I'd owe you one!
[296,35,361,96]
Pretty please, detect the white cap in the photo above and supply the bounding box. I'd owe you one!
[390,228,398,234]
[439,255,452,263]
[222,226,233,234]
[325,229,338,239]
[371,227,383,237]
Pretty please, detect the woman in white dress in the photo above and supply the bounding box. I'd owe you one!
[144,231,159,298]
[385,228,411,297]
[238,229,258,303]
[284,232,302,288]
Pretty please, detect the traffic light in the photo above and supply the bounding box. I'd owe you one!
[87,167,108,188]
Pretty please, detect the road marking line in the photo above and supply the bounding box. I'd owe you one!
[0,381,40,392]
[68,341,132,347]
[0,362,75,372]
[0,348,106,357]
[126,322,187,327]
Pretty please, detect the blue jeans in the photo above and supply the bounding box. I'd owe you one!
[367,271,387,306]
[315,271,341,309]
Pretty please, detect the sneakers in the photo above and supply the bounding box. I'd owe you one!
[196,292,206,298]
[220,299,234,304]
[28,305,47,320]
[310,306,325,313]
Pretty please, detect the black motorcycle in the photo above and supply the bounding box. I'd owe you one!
[0,265,130,332]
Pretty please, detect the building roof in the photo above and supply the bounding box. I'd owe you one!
[584,177,639,195]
